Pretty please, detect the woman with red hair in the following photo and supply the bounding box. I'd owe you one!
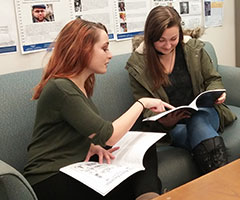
[24,19,170,200]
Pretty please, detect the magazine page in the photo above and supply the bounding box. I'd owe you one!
[60,131,165,196]
[143,89,226,122]
[111,131,165,166]
[60,161,138,196]
[142,105,197,122]
[190,88,226,107]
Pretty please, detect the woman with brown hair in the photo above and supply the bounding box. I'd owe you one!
[126,6,236,175]
[24,18,169,200]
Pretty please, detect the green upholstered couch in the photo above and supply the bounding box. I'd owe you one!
[0,41,239,197]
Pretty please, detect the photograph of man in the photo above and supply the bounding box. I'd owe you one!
[74,0,82,12]
[32,4,49,23]
[180,2,189,14]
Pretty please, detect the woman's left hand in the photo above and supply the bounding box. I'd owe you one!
[84,144,120,164]
[215,92,226,104]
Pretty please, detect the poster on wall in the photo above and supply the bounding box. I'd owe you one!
[114,0,151,40]
[152,0,176,7]
[74,0,115,40]
[204,0,224,27]
[152,0,202,30]
[178,0,203,29]
[0,0,18,54]
[15,0,74,54]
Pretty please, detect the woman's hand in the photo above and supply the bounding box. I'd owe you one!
[138,97,175,113]
[158,109,191,128]
[84,144,120,164]
[215,92,226,104]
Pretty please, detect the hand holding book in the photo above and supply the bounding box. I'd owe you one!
[143,89,226,122]
[158,109,192,127]
[215,91,226,105]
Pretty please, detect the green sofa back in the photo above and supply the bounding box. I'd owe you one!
[0,41,239,174]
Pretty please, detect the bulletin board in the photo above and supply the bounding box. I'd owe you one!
[0,0,224,55]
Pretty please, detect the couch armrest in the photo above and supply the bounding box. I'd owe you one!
[218,65,240,107]
[0,160,37,200]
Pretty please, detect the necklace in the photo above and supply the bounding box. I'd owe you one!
[160,49,176,74]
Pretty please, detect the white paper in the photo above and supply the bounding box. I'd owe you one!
[204,0,224,27]
[0,1,18,54]
[60,131,165,196]
[14,0,74,54]
[74,0,115,40]
[114,0,151,40]
[152,0,176,8]
[143,89,226,121]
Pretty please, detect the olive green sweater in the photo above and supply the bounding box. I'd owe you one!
[126,39,236,132]
[24,78,113,185]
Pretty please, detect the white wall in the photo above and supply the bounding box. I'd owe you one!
[0,0,235,75]
[201,0,235,67]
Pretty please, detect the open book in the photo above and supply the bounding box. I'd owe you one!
[60,131,165,196]
[143,89,226,121]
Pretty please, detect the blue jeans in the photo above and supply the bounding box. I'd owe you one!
[170,107,220,150]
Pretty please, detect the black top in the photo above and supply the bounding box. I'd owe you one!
[163,43,194,107]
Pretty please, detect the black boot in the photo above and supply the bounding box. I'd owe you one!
[192,136,228,174]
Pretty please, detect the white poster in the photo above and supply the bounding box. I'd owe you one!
[152,0,176,7]
[152,0,203,29]
[176,0,203,29]
[15,0,74,54]
[204,0,224,27]
[0,0,18,54]
[114,0,151,40]
[74,0,115,40]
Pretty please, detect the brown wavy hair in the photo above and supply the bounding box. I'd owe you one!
[32,18,108,99]
[144,6,183,90]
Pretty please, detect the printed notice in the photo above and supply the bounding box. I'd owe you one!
[204,0,224,27]
[73,0,115,40]
[114,0,151,40]
[14,0,74,54]
[152,0,203,29]
[0,1,18,54]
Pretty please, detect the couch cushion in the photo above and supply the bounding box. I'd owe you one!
[222,105,240,162]
[0,160,37,200]
[218,65,240,107]
[0,69,41,172]
[156,145,200,192]
[203,41,218,70]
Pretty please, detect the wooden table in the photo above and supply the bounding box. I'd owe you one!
[154,159,240,200]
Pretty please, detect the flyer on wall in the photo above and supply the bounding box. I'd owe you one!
[178,0,203,29]
[74,0,115,40]
[14,0,74,54]
[114,0,151,41]
[204,0,224,27]
[0,0,18,54]
[152,0,176,8]
[152,0,203,29]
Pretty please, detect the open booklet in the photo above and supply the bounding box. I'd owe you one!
[60,131,165,196]
[143,89,226,122]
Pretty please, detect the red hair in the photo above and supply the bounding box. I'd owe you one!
[32,19,108,99]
